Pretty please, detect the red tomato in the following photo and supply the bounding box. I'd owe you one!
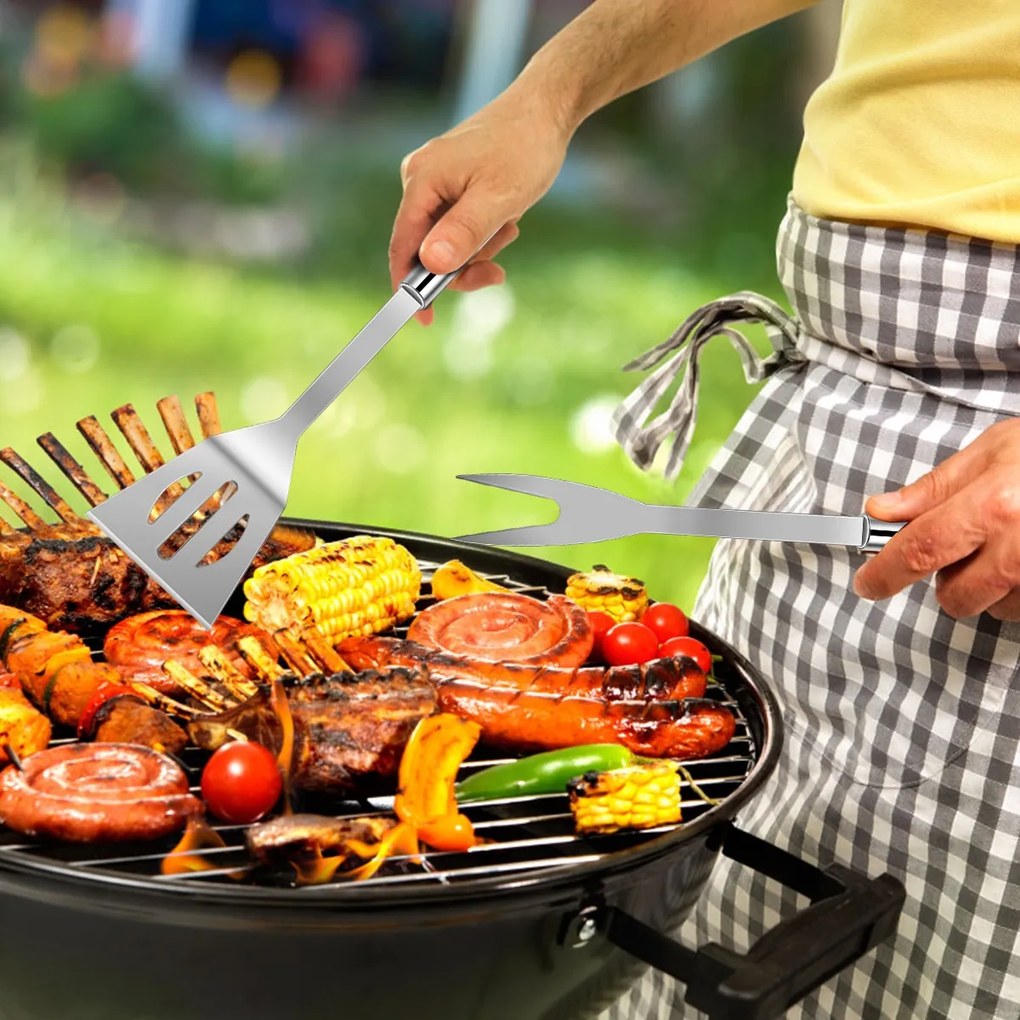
[659,635,712,673]
[602,622,660,666]
[586,610,616,659]
[201,742,283,824]
[640,602,689,643]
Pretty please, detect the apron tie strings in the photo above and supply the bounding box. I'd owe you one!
[612,291,803,479]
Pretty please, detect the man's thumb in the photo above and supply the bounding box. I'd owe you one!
[419,193,502,274]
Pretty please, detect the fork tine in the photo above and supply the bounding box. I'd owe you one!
[456,473,581,503]
[455,524,567,547]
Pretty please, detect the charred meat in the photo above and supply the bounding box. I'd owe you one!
[189,668,437,795]
[0,521,313,633]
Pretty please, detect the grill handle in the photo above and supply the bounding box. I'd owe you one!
[602,823,905,1020]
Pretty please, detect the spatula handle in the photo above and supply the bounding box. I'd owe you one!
[400,262,459,308]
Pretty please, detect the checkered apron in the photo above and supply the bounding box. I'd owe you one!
[600,199,1020,1020]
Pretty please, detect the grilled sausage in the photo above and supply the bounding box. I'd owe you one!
[0,743,200,842]
[104,610,278,695]
[407,593,593,667]
[434,678,736,759]
[338,635,708,701]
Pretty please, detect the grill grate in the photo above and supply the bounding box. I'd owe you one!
[0,556,759,891]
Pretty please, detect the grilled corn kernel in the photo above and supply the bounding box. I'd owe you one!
[564,565,649,623]
[567,762,681,835]
[243,535,421,643]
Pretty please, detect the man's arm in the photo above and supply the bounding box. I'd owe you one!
[389,0,819,323]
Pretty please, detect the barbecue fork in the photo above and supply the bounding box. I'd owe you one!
[88,260,464,629]
[455,473,906,552]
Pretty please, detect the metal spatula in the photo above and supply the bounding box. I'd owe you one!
[87,261,461,629]
[455,473,906,552]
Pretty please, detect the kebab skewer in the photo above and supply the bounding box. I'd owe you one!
[0,605,187,753]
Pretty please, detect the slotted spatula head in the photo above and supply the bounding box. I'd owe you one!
[85,257,472,628]
[87,420,296,629]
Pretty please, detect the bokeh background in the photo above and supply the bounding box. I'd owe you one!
[0,0,841,610]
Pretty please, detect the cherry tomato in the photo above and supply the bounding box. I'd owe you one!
[602,622,660,666]
[659,635,712,673]
[640,602,689,643]
[201,742,283,824]
[586,610,616,660]
[417,813,476,852]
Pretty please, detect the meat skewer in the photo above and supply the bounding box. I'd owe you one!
[110,403,190,517]
[76,414,137,490]
[156,395,198,454]
[0,448,78,524]
[195,391,222,438]
[0,392,316,631]
[0,480,45,530]
[0,604,188,753]
[36,433,108,507]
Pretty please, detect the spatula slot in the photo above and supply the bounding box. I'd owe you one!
[147,472,203,523]
[198,514,250,566]
[155,480,238,560]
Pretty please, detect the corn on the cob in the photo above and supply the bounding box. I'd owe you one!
[564,565,649,623]
[243,535,421,643]
[567,761,681,834]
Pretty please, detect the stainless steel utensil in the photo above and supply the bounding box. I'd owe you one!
[88,261,460,628]
[455,473,906,551]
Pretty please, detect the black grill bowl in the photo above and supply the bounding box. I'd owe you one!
[0,520,903,1020]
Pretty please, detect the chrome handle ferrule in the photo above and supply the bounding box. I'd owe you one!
[860,516,906,554]
[399,262,459,309]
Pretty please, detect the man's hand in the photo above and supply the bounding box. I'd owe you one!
[388,0,819,324]
[388,89,569,325]
[853,417,1020,620]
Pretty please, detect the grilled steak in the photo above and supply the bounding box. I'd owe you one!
[189,668,437,795]
[0,521,314,633]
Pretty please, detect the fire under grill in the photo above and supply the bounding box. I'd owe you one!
[0,553,761,893]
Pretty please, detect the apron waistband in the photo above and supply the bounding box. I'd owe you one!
[611,291,803,479]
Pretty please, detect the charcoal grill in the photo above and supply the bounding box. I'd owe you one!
[0,518,904,1020]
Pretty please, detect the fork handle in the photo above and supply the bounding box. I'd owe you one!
[860,516,905,554]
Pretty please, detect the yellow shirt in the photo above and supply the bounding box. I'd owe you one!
[792,1,1020,243]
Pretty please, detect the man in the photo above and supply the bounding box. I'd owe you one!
[388,2,1020,1017]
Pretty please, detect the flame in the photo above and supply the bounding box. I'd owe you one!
[269,677,295,815]
[161,816,243,879]
[291,822,421,886]
[345,822,420,883]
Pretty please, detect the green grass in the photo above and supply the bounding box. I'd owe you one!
[0,143,790,613]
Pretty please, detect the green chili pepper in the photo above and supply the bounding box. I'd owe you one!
[456,744,640,803]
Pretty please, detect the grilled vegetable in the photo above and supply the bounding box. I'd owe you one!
[0,687,51,764]
[395,713,481,852]
[201,741,283,824]
[243,535,421,642]
[0,605,188,754]
[567,761,681,834]
[430,560,509,600]
[565,565,649,623]
[456,744,638,802]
